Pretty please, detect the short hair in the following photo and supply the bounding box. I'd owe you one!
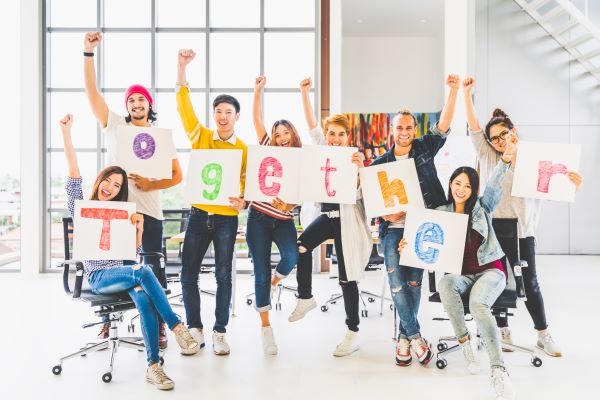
[213,94,240,114]
[322,114,350,134]
[393,109,418,127]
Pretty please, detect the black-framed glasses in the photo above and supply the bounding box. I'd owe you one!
[488,130,509,144]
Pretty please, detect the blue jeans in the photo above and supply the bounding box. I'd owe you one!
[88,265,181,365]
[438,269,507,370]
[246,208,298,312]
[180,207,237,333]
[141,213,166,289]
[381,228,424,340]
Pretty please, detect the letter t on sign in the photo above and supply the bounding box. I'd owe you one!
[320,158,337,197]
[80,208,129,251]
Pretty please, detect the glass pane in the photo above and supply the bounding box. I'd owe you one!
[50,152,98,203]
[157,0,206,27]
[264,92,314,145]
[50,92,99,149]
[104,0,151,28]
[157,32,206,88]
[210,0,259,27]
[265,0,315,28]
[49,210,70,270]
[103,92,129,118]
[103,33,152,89]
[208,92,255,145]
[209,33,260,88]
[264,32,314,88]
[162,151,189,210]
[50,0,97,28]
[50,33,85,88]
[156,92,206,149]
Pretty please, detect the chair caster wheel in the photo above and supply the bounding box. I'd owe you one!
[128,324,135,333]
[361,310,368,318]
[52,365,62,375]
[321,305,328,312]
[436,359,447,369]
[437,343,448,351]
[159,357,164,366]
[275,303,281,310]
[368,297,375,303]
[246,299,253,305]
[532,357,542,367]
[102,372,112,383]
[390,304,393,310]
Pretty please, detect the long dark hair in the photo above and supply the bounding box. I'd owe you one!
[447,166,479,241]
[484,108,514,143]
[90,166,129,202]
[270,119,302,148]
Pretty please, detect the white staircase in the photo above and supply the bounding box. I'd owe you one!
[514,0,600,81]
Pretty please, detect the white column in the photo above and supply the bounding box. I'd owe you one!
[20,0,43,275]
[329,0,342,114]
[444,0,475,135]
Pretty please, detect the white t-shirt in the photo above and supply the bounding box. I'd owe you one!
[388,153,409,229]
[103,110,177,220]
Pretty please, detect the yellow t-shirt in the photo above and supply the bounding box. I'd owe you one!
[176,85,247,216]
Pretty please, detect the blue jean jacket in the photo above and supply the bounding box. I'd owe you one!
[437,160,511,266]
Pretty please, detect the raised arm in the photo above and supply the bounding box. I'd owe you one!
[300,78,317,130]
[462,77,482,132]
[436,74,460,133]
[83,32,109,127]
[480,134,515,213]
[253,76,268,143]
[176,49,201,136]
[60,114,80,178]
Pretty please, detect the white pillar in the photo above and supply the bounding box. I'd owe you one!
[329,0,342,114]
[20,0,43,275]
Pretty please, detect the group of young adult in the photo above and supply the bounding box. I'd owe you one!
[61,32,582,398]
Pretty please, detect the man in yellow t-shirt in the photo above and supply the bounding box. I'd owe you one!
[176,49,248,356]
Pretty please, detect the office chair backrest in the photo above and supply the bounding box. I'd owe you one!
[491,218,519,268]
[63,217,74,261]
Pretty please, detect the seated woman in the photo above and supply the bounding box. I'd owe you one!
[60,114,199,391]
[400,134,515,400]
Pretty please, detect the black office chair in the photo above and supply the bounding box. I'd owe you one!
[429,218,543,369]
[51,217,165,383]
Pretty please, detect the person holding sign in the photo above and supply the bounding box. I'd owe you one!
[60,115,199,391]
[289,78,372,357]
[233,76,302,355]
[176,49,248,356]
[83,32,183,348]
[370,75,460,367]
[463,77,583,357]
[400,148,515,399]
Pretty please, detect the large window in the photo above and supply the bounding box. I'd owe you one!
[44,0,318,270]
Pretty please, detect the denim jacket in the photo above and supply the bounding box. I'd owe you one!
[436,160,511,266]
[371,123,449,237]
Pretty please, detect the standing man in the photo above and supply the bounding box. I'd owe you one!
[176,49,248,355]
[83,32,183,350]
[371,75,460,367]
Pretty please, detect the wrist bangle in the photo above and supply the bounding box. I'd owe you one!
[83,52,94,57]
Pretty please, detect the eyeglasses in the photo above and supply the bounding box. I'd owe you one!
[488,130,509,144]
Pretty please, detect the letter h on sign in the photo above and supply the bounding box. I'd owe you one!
[377,171,408,207]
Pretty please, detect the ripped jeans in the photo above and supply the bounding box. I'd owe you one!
[381,228,424,340]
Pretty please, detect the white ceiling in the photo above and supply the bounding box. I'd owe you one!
[342,0,444,37]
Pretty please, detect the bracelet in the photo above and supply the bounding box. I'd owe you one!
[83,52,94,57]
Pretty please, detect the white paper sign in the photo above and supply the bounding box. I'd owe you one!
[184,149,243,206]
[244,145,302,204]
[511,141,581,202]
[400,207,468,274]
[435,135,477,189]
[360,159,425,219]
[299,145,358,204]
[115,126,176,179]
[73,200,137,261]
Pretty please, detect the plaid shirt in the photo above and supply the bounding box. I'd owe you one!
[66,177,139,276]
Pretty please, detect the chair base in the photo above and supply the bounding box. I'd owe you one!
[245,283,299,311]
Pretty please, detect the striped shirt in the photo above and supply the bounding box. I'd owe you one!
[66,177,138,276]
[248,134,294,220]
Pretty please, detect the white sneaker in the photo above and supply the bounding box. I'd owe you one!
[146,363,175,390]
[537,332,562,357]
[189,327,206,349]
[212,331,230,355]
[261,326,278,355]
[288,297,317,322]
[460,338,481,375]
[173,325,200,355]
[500,327,514,352]
[332,330,359,357]
[491,368,516,400]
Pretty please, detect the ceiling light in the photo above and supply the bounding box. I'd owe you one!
[420,19,427,23]
[356,19,363,24]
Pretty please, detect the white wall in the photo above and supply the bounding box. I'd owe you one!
[475,0,600,254]
[341,36,444,113]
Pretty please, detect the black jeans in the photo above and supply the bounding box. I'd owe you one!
[296,214,360,332]
[496,236,548,331]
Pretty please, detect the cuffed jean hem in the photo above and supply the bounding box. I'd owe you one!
[399,332,423,341]
[255,304,272,313]
[274,271,287,280]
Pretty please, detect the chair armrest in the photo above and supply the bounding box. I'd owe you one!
[61,260,85,299]
[139,251,166,261]
[513,260,528,300]
[428,270,437,293]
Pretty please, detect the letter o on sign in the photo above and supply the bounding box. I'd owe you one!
[133,133,156,160]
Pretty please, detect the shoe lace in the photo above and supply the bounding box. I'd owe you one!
[397,340,410,354]
[492,370,505,393]
[178,329,196,348]
[501,329,509,340]
[215,333,225,344]
[542,334,555,344]
[150,365,170,383]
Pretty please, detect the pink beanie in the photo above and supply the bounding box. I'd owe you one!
[124,84,153,109]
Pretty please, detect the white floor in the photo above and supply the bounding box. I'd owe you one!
[1,255,599,399]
